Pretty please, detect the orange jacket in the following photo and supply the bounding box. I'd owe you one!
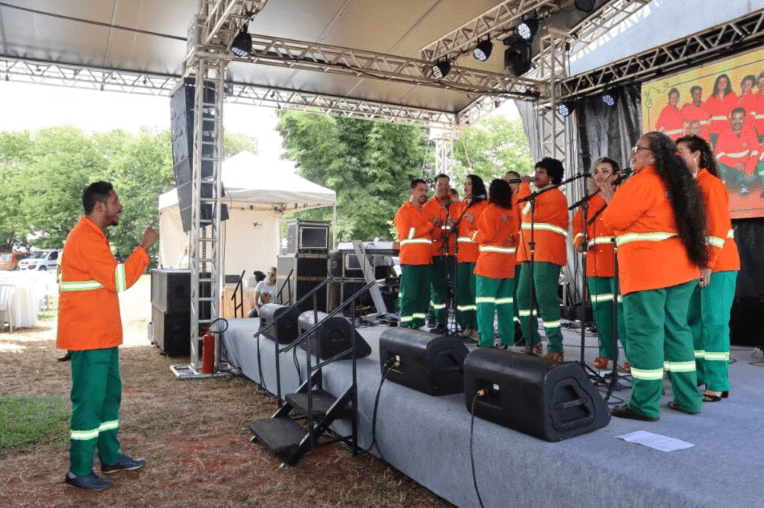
[474,203,520,279]
[655,104,684,140]
[696,169,740,272]
[680,102,711,141]
[572,194,616,277]
[453,199,488,263]
[516,186,568,266]
[714,125,761,176]
[394,201,434,265]
[601,166,699,294]
[704,93,738,135]
[423,197,458,257]
[57,217,149,350]
[512,183,531,265]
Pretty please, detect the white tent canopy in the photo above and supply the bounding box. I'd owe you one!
[158,152,336,281]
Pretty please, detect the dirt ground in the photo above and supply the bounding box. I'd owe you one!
[0,275,452,508]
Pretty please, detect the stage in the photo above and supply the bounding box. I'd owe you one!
[220,317,764,508]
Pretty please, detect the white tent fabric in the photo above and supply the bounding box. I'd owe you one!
[157,152,336,281]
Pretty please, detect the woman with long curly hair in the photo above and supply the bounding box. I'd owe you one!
[600,131,707,421]
[676,134,740,403]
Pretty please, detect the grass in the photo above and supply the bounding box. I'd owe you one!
[0,395,70,454]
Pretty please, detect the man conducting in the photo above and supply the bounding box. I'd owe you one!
[58,181,158,490]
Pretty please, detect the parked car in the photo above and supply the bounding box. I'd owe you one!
[17,249,61,271]
[0,252,30,270]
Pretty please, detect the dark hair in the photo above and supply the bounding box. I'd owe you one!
[689,85,702,96]
[488,179,513,209]
[505,170,521,180]
[676,135,720,178]
[730,106,746,118]
[588,156,621,192]
[668,87,680,99]
[82,181,113,214]
[410,178,427,189]
[741,74,756,89]
[434,173,449,183]
[643,132,708,267]
[466,174,487,204]
[535,157,564,185]
[711,74,733,98]
[254,270,266,282]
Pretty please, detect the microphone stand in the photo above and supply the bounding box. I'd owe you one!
[438,200,456,336]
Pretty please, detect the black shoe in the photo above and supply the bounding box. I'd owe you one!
[611,404,658,422]
[102,454,147,474]
[65,470,113,490]
[57,351,71,362]
[666,401,699,415]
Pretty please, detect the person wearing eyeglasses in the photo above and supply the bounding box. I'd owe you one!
[599,132,707,421]
[676,134,740,403]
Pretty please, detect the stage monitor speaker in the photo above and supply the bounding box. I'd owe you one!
[464,348,610,442]
[170,77,228,232]
[379,328,469,396]
[297,311,371,360]
[259,303,300,345]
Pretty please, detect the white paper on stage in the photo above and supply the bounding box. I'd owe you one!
[617,430,694,452]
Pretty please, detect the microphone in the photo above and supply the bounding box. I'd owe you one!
[473,194,487,199]
[505,178,522,184]
[612,167,633,186]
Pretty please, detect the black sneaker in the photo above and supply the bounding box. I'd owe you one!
[65,470,113,490]
[102,454,147,474]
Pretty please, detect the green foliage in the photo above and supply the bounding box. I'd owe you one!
[223,131,258,157]
[0,395,70,454]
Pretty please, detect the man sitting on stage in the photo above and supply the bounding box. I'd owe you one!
[394,179,436,329]
[714,107,764,197]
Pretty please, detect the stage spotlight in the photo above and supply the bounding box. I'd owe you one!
[473,38,493,61]
[517,16,539,42]
[556,101,575,117]
[601,90,616,107]
[230,25,252,58]
[432,59,451,80]
[575,0,596,12]
[504,40,532,76]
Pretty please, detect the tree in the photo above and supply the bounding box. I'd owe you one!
[0,132,34,250]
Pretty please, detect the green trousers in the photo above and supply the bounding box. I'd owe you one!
[69,347,122,476]
[623,281,702,419]
[429,256,456,325]
[687,271,737,392]
[588,277,627,360]
[456,262,477,330]
[400,264,433,328]
[516,262,563,351]
[476,276,514,348]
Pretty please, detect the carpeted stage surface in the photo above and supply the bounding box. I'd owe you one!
[221,318,764,508]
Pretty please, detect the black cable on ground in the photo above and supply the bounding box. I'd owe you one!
[358,360,395,460]
[469,392,486,508]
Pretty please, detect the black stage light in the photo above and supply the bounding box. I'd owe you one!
[432,59,451,80]
[230,26,252,58]
[575,0,597,12]
[473,38,494,61]
[556,101,575,117]
[517,16,539,42]
[601,90,616,107]
[504,40,532,76]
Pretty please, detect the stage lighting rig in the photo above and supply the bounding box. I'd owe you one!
[601,89,617,107]
[230,24,252,58]
[473,38,494,61]
[432,59,451,80]
[516,15,539,42]
[556,101,575,118]
[503,36,532,76]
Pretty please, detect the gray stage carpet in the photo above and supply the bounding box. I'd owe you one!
[221,318,764,508]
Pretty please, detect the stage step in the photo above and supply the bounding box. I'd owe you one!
[248,417,306,459]
[285,389,349,420]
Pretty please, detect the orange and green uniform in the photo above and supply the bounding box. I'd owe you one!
[601,166,702,419]
[453,199,488,333]
[57,216,150,476]
[687,169,740,393]
[474,203,519,348]
[704,92,738,141]
[714,124,764,190]
[516,185,568,352]
[680,102,711,142]
[511,183,531,336]
[572,194,626,361]
[394,201,434,328]
[655,103,684,140]
[423,197,458,326]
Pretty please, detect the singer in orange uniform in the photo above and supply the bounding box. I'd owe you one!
[704,73,738,145]
[422,174,459,333]
[452,175,488,341]
[655,88,684,140]
[572,157,628,371]
[600,132,707,421]
[58,182,158,490]
[515,158,569,362]
[474,179,519,348]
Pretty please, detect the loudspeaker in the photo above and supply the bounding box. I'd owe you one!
[170,77,228,232]
[259,303,300,345]
[297,311,372,360]
[286,219,330,254]
[464,348,610,442]
[151,305,191,357]
[150,269,211,318]
[379,328,469,396]
[276,254,328,313]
